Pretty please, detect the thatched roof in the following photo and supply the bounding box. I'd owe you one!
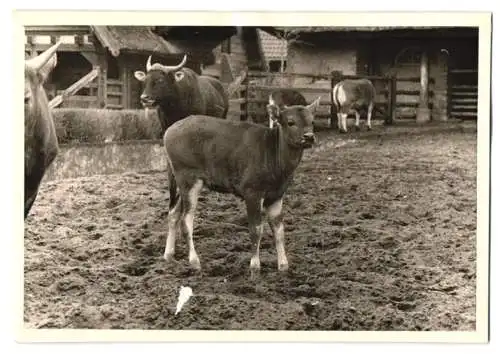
[91,26,174,57]
[259,26,476,38]
[273,26,444,33]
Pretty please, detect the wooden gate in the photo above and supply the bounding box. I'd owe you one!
[448,69,478,120]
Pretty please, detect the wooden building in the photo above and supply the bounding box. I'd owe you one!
[209,27,287,81]
[24,26,237,110]
[261,26,479,121]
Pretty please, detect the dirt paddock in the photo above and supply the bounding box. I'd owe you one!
[24,121,477,330]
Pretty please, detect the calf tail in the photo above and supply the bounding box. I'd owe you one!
[331,83,340,111]
[166,159,179,211]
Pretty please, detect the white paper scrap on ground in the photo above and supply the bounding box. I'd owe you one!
[175,286,193,315]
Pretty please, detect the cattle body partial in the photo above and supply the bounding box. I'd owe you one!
[332,78,376,133]
[162,97,321,277]
[267,89,308,128]
[134,55,229,132]
[24,41,62,218]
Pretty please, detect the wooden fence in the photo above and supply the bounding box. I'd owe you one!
[50,69,126,110]
[225,70,446,127]
[228,71,403,128]
[448,69,478,120]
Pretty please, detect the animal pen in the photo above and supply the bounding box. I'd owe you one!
[231,71,400,128]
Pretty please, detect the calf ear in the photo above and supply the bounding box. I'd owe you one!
[134,71,146,82]
[307,96,321,112]
[175,71,185,82]
[266,103,280,117]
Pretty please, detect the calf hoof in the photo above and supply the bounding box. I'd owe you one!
[163,252,175,263]
[367,126,372,131]
[355,125,361,131]
[339,129,348,134]
[189,255,201,271]
[278,261,289,272]
[250,268,260,280]
[249,256,261,279]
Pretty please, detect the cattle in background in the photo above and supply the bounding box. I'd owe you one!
[161,97,321,277]
[134,55,229,133]
[267,89,308,128]
[25,41,62,218]
[332,78,375,133]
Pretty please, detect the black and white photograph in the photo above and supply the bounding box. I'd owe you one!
[16,10,491,342]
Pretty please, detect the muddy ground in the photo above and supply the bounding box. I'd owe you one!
[24,121,477,330]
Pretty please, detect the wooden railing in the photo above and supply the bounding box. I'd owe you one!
[49,68,100,109]
[228,70,398,128]
[448,69,478,120]
[50,71,125,110]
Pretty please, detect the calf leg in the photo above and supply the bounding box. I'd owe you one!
[354,110,361,131]
[245,196,264,278]
[340,112,348,133]
[367,102,374,130]
[164,197,182,262]
[179,179,204,270]
[265,198,288,271]
[337,113,348,133]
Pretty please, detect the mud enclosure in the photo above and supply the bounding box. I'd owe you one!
[24,122,477,330]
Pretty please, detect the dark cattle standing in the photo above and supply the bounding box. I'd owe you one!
[134,55,229,132]
[24,41,62,219]
[162,96,321,277]
[267,89,308,128]
[332,78,375,133]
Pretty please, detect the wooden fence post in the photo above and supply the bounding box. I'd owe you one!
[241,70,250,121]
[386,75,397,125]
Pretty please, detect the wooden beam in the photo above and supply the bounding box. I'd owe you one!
[25,43,95,52]
[95,52,108,108]
[416,50,431,122]
[49,68,99,109]
[386,75,397,125]
[25,26,90,34]
[81,52,99,66]
[121,62,129,109]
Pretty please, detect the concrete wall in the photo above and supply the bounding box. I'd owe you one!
[44,140,167,181]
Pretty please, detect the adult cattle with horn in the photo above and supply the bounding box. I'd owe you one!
[24,41,62,218]
[134,55,229,132]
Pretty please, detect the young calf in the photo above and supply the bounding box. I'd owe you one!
[162,97,321,277]
[332,78,375,133]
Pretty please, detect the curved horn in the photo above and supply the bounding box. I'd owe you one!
[147,54,188,74]
[25,40,62,71]
[164,54,187,71]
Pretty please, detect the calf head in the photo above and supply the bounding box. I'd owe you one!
[134,55,188,108]
[268,96,321,149]
[25,41,61,132]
